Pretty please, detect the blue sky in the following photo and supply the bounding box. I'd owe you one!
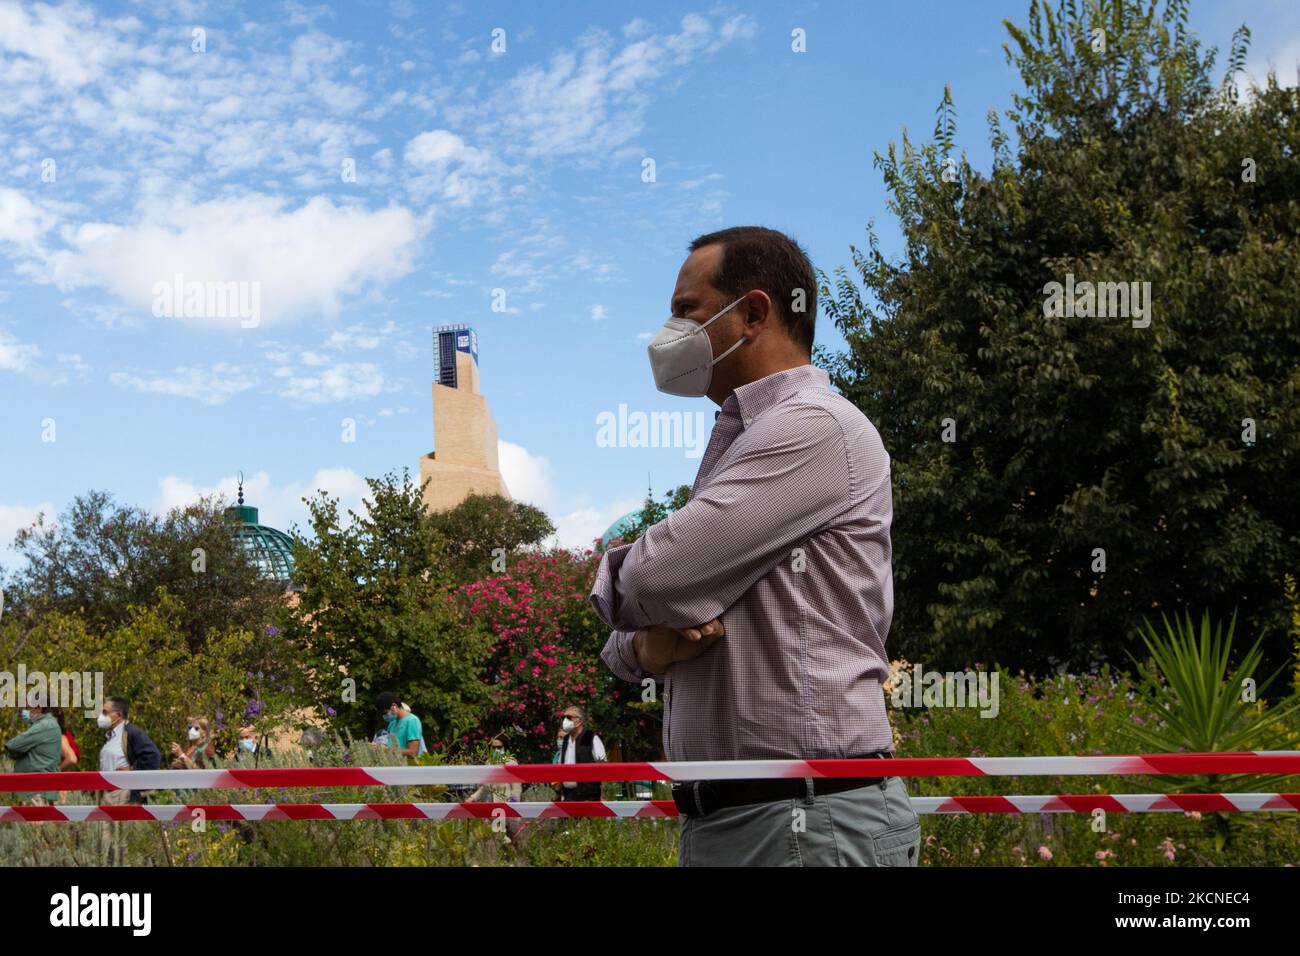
[1,0,1297,566]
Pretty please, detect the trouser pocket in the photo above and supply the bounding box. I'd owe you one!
[872,819,921,866]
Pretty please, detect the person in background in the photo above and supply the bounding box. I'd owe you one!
[97,696,161,805]
[552,705,605,802]
[4,702,62,804]
[468,734,529,848]
[375,692,427,761]
[50,708,80,771]
[235,725,264,763]
[169,715,217,769]
[469,735,523,803]
[50,708,80,804]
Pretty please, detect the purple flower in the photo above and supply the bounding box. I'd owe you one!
[246,700,263,717]
[326,706,337,717]
[264,625,279,635]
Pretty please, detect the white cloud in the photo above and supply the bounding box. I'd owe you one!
[590,304,608,321]
[404,129,500,205]
[0,187,58,250]
[0,1,137,89]
[325,320,398,351]
[496,439,641,550]
[155,468,372,537]
[278,361,387,403]
[44,194,421,326]
[486,13,757,162]
[497,440,554,507]
[110,364,257,405]
[549,498,643,551]
[0,329,40,372]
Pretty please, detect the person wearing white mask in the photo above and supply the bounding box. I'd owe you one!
[552,706,604,801]
[592,226,917,867]
[97,696,161,805]
[169,715,217,769]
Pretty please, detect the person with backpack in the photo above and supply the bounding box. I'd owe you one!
[96,696,162,805]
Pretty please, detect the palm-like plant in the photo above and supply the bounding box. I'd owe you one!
[1119,609,1300,851]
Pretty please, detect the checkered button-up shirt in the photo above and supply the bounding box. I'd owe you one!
[592,364,895,761]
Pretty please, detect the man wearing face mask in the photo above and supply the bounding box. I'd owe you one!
[4,701,62,804]
[552,706,605,801]
[591,226,918,867]
[97,697,161,805]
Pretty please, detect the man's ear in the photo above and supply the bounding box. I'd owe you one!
[743,291,773,334]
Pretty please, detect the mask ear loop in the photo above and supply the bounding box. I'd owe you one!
[697,294,747,333]
[703,295,749,368]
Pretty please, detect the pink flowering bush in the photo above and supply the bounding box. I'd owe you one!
[454,550,661,761]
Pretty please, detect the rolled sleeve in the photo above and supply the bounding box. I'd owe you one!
[589,544,655,631]
[600,629,647,683]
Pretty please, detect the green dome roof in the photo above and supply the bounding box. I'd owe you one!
[225,494,296,584]
[599,510,642,547]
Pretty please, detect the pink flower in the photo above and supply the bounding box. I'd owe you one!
[1037,846,1052,861]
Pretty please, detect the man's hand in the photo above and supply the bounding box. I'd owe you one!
[633,619,725,674]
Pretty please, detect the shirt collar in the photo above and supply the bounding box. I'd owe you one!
[725,364,830,425]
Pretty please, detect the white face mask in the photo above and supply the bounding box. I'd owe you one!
[561,718,575,732]
[647,294,747,397]
[188,727,202,741]
[97,714,114,730]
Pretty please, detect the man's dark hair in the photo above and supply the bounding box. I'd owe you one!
[376,691,397,714]
[108,696,129,719]
[689,226,817,353]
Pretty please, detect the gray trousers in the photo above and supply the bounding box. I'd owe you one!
[678,775,921,867]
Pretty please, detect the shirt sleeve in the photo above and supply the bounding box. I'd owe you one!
[4,724,37,756]
[600,629,647,683]
[592,735,606,761]
[589,403,854,631]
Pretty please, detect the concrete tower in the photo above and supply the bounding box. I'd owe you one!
[419,324,511,511]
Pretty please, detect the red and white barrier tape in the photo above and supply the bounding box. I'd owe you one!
[3,751,1298,793]
[3,793,1298,823]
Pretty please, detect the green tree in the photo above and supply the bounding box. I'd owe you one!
[3,491,285,654]
[426,492,554,584]
[617,484,692,546]
[287,470,493,745]
[0,590,296,759]
[821,0,1300,671]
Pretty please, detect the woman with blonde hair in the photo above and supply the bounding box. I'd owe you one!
[169,716,218,769]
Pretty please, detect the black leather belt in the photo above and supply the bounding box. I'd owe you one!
[671,752,892,818]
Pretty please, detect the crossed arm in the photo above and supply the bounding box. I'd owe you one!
[592,404,853,679]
